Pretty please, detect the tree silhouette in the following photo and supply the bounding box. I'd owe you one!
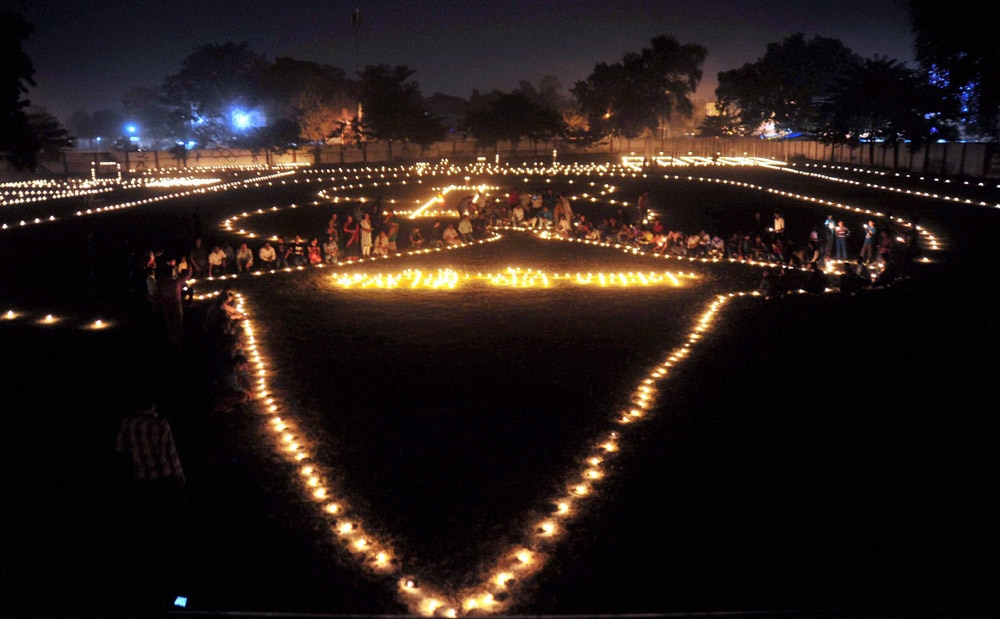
[816,56,956,148]
[161,42,268,146]
[715,34,860,136]
[573,35,706,147]
[356,64,435,161]
[909,0,1000,139]
[1,10,39,170]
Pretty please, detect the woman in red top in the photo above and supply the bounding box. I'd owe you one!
[307,237,322,265]
[342,215,360,258]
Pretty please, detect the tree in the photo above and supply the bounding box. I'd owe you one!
[161,42,268,146]
[27,109,74,157]
[816,57,956,149]
[235,118,300,159]
[572,35,706,148]
[356,64,435,161]
[463,90,563,156]
[294,90,340,143]
[462,90,506,151]
[517,76,571,114]
[66,108,125,147]
[260,57,355,146]
[408,111,448,157]
[697,112,744,138]
[427,93,469,130]
[715,34,861,136]
[1,10,39,170]
[909,0,1000,139]
[522,105,564,156]
[121,85,172,144]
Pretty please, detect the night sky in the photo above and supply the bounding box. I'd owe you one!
[11,0,916,123]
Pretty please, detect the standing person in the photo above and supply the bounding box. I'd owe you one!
[877,229,893,268]
[773,210,785,238]
[752,212,766,239]
[552,194,565,227]
[326,213,340,240]
[834,220,850,261]
[898,223,921,277]
[386,218,399,254]
[188,238,208,279]
[145,266,160,320]
[542,187,556,213]
[156,260,187,352]
[637,190,651,223]
[342,215,360,258]
[360,212,373,257]
[331,213,343,252]
[860,220,876,264]
[116,395,187,606]
[823,215,836,260]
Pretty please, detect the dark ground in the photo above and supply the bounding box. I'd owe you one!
[1,163,998,618]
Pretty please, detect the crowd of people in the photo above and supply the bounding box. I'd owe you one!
[136,187,922,359]
[483,188,920,284]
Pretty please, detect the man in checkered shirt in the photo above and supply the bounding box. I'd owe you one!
[117,401,185,486]
[116,397,187,604]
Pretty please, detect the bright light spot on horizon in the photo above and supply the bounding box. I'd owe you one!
[232,111,251,130]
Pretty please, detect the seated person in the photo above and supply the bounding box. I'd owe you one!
[258,241,277,270]
[208,245,227,277]
[442,223,461,245]
[409,226,424,249]
[213,354,255,412]
[686,232,701,255]
[805,261,827,295]
[374,230,390,256]
[323,235,339,264]
[709,235,726,259]
[307,237,323,265]
[221,290,246,323]
[235,242,254,272]
[511,204,525,226]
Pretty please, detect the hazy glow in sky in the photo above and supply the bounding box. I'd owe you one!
[12,0,916,122]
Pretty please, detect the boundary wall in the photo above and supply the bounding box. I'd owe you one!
[15,138,1000,180]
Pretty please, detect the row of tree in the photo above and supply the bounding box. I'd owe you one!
[3,1,998,171]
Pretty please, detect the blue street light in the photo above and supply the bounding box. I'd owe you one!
[231,110,251,130]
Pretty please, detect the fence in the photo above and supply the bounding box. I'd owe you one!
[17,138,1000,180]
